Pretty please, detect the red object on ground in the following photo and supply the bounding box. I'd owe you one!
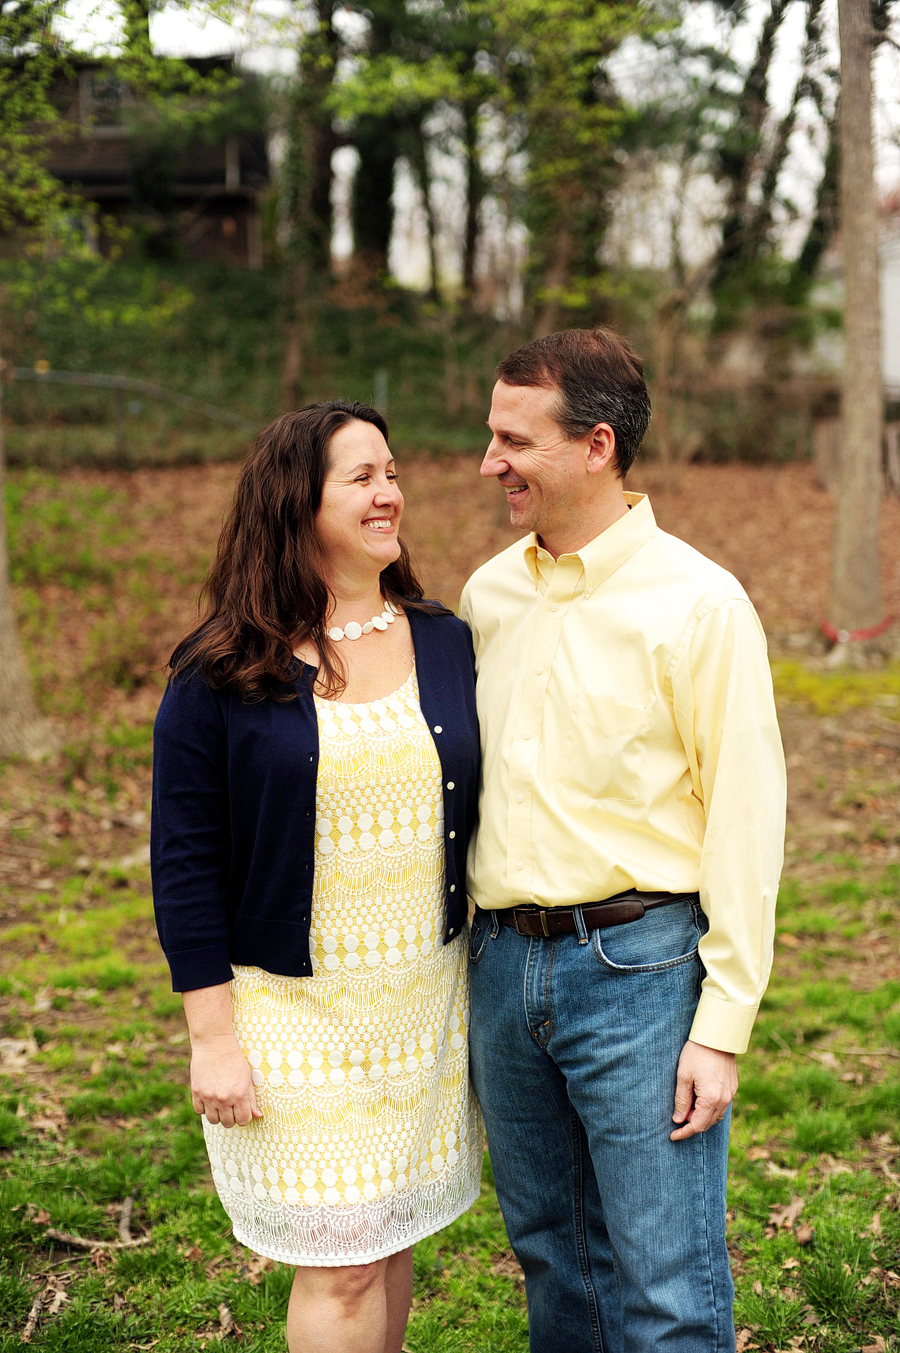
[820,615,894,645]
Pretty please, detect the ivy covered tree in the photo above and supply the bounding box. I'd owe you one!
[0,0,65,757]
[0,0,224,756]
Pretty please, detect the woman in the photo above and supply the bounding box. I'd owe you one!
[151,401,483,1353]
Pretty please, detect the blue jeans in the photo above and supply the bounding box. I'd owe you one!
[468,898,734,1353]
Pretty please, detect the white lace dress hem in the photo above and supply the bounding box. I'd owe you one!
[228,1165,481,1266]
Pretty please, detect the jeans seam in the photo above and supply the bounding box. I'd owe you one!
[591,946,701,974]
[570,1108,605,1353]
[544,938,557,1033]
[697,1126,723,1350]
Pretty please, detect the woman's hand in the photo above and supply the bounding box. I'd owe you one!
[190,1032,263,1128]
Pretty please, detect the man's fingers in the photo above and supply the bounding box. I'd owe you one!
[671,1071,694,1124]
[669,1119,700,1141]
[689,1094,720,1134]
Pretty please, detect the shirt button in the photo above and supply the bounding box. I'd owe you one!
[516,793,524,803]
[550,603,559,612]
[516,861,524,871]
[535,667,543,675]
[446,781,455,791]
[449,830,456,839]
[434,725,442,734]
[585,588,593,597]
[523,731,531,740]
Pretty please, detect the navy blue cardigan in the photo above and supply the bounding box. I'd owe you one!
[151,607,479,992]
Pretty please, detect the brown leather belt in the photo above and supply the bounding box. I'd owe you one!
[492,890,699,939]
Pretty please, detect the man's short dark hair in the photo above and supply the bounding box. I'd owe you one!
[495,327,651,478]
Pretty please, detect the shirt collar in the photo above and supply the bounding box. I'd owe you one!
[523,493,656,593]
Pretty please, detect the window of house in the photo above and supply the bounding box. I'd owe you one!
[82,71,130,128]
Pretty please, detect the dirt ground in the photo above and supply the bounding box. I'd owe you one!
[96,457,900,647]
[12,459,900,883]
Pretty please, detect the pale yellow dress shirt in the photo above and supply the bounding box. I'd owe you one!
[458,493,787,1055]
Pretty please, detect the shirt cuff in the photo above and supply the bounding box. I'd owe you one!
[166,943,234,993]
[689,991,760,1055]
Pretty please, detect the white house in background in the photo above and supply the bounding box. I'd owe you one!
[882,235,900,397]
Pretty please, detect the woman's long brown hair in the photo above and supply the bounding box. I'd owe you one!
[168,400,445,702]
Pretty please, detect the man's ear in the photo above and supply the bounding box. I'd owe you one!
[585,423,617,475]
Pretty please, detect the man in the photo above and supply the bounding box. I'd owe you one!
[459,326,786,1353]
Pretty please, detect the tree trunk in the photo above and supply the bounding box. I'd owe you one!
[408,118,439,300]
[461,100,482,303]
[0,357,56,758]
[710,0,792,302]
[789,102,839,301]
[280,260,309,411]
[653,299,677,488]
[532,220,573,339]
[351,117,397,273]
[828,0,884,634]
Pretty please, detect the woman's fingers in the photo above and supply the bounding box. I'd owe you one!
[189,1039,262,1128]
[194,1086,262,1128]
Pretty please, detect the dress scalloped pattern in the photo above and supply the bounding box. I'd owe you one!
[202,667,484,1265]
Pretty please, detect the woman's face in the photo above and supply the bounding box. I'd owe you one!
[316,420,404,585]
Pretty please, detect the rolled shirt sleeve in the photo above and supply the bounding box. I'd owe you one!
[670,599,787,1053]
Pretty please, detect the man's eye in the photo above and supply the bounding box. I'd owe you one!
[355,475,370,483]
[387,472,398,481]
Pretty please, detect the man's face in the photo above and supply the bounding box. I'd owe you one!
[482,381,591,547]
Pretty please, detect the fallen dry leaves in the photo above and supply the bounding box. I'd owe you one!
[21,1275,70,1343]
[767,1195,805,1232]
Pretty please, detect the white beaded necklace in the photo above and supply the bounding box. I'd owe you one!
[327,599,400,642]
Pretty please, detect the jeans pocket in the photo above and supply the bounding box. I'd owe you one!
[591,900,705,973]
[469,914,490,966]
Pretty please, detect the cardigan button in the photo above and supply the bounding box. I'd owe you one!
[450,884,456,893]
[434,725,442,734]
[446,781,455,790]
[449,831,456,840]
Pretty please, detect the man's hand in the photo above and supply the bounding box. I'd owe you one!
[670,1040,737,1141]
[190,1032,263,1129]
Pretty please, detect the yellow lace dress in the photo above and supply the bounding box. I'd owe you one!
[202,667,483,1264]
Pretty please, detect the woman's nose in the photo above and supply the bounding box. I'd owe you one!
[375,478,401,504]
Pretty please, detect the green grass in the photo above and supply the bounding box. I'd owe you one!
[772,660,900,716]
[5,471,128,590]
[2,864,900,1348]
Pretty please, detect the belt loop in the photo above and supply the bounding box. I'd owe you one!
[488,910,500,939]
[573,905,589,945]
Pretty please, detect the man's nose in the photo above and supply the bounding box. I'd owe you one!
[481,440,506,479]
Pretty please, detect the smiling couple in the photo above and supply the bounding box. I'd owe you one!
[151,326,786,1353]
